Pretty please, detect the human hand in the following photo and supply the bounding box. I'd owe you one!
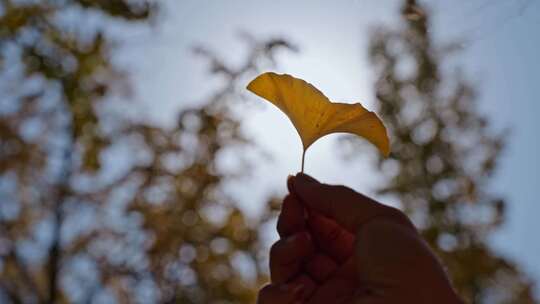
[258,173,463,304]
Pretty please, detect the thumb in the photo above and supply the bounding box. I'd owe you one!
[291,173,408,233]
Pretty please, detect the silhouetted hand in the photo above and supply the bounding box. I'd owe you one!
[257,173,463,304]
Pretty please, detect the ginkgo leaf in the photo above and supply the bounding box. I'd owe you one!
[247,72,390,171]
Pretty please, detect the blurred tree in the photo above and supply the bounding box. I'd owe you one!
[352,0,537,303]
[0,0,294,303]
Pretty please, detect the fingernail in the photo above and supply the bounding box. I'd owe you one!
[292,284,306,296]
[278,283,305,293]
[278,284,291,292]
[285,233,300,244]
[291,230,311,242]
[287,175,295,192]
[292,284,306,303]
[291,284,305,294]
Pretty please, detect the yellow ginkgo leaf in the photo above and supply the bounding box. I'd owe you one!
[247,72,390,172]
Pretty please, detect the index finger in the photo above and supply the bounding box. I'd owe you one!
[276,176,306,237]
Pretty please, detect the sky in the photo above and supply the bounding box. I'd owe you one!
[114,0,540,295]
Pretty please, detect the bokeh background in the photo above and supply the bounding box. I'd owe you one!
[1,0,539,303]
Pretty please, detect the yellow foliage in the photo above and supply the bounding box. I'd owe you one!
[247,72,389,170]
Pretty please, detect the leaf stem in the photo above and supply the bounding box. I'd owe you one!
[301,149,306,173]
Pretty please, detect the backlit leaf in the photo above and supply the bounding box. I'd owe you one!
[247,72,389,170]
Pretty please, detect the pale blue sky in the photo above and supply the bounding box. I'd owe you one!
[115,0,540,295]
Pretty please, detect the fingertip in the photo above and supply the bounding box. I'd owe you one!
[294,172,319,184]
[289,231,312,248]
[291,175,331,216]
[289,274,317,302]
[305,254,338,282]
[291,173,319,200]
[287,174,295,193]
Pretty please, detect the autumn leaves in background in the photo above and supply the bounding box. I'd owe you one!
[247,72,390,172]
